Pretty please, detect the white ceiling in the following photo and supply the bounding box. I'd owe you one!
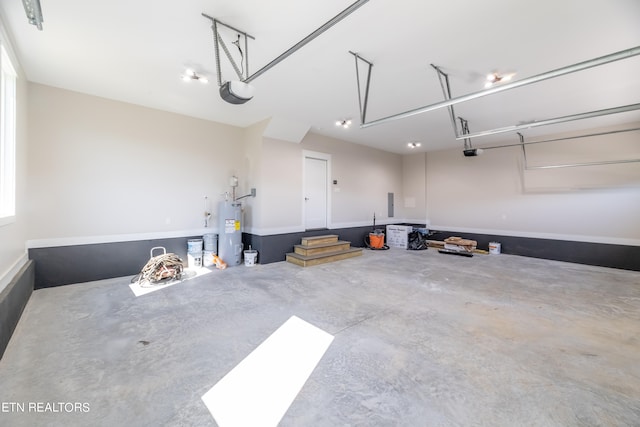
[2,0,639,153]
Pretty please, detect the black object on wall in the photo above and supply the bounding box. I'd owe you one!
[0,261,34,360]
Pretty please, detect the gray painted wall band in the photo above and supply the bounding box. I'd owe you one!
[27,227,639,289]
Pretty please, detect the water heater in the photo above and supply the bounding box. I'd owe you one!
[218,201,243,266]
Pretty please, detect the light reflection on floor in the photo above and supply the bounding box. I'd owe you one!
[201,316,334,427]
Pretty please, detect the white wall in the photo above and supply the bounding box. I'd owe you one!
[426,124,640,245]
[24,85,408,246]
[26,84,247,245]
[301,132,404,228]
[0,19,29,292]
[24,82,637,256]
[401,153,427,223]
[250,136,304,233]
[246,131,405,234]
[240,119,267,231]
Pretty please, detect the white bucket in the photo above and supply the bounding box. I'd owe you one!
[489,242,501,255]
[244,250,258,267]
[203,234,218,252]
[188,251,203,268]
[203,250,215,267]
[187,239,203,253]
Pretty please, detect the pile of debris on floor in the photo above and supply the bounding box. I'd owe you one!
[428,236,488,257]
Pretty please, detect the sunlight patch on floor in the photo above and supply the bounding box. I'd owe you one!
[202,315,334,427]
[128,267,212,297]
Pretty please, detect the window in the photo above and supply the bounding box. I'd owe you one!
[0,44,17,225]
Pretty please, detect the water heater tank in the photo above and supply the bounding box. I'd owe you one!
[218,201,243,266]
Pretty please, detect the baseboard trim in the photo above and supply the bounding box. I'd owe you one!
[0,252,29,294]
[26,228,216,249]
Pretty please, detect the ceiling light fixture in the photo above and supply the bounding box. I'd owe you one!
[182,69,209,84]
[336,119,352,129]
[22,0,43,30]
[407,142,421,148]
[484,72,514,88]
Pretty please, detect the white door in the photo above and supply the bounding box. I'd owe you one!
[304,156,328,229]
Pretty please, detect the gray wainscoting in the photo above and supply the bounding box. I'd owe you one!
[1,260,34,359]
[28,227,638,289]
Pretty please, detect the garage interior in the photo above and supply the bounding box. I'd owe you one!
[0,1,639,426]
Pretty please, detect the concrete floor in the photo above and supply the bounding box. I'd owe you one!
[1,248,639,426]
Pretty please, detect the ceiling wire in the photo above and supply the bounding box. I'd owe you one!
[232,34,245,77]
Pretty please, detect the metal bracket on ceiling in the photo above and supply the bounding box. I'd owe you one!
[515,131,640,169]
[431,64,460,140]
[356,45,640,135]
[518,132,529,167]
[458,117,483,156]
[480,126,640,151]
[349,51,373,124]
[431,62,640,145]
[456,103,640,141]
[202,0,370,100]
[429,65,477,155]
[202,14,255,87]
[459,117,471,151]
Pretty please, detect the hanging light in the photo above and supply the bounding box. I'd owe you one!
[22,0,43,30]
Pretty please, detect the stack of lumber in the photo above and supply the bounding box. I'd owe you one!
[427,238,489,255]
[444,237,477,253]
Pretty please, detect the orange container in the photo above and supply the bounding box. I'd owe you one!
[369,233,385,249]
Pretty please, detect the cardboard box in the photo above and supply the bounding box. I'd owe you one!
[386,225,413,249]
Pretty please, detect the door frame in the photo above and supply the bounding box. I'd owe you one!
[302,150,331,230]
